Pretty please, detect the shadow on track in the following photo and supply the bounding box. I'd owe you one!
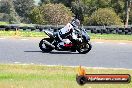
[24,51,80,54]
[49,51,79,54]
[24,51,42,52]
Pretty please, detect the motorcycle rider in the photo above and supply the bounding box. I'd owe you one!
[57,18,81,49]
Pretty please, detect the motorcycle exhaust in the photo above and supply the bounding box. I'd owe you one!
[43,40,55,49]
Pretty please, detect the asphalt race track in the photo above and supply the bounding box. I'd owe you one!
[0,38,132,69]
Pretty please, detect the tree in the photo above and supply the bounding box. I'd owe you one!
[97,0,111,8]
[40,0,74,6]
[30,3,74,25]
[124,0,132,27]
[40,0,51,4]
[70,0,111,22]
[13,0,35,23]
[0,13,10,22]
[0,0,20,23]
[9,0,20,23]
[39,0,84,21]
[111,0,125,14]
[0,0,10,14]
[87,8,123,26]
[29,6,46,24]
[129,4,132,24]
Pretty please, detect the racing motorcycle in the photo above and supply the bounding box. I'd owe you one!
[39,27,92,54]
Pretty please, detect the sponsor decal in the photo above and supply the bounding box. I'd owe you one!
[76,66,131,85]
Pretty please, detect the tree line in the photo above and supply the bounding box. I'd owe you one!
[0,0,35,23]
[0,0,132,26]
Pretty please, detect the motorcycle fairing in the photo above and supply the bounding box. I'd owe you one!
[44,30,54,39]
[82,30,90,42]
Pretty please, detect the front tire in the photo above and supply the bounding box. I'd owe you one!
[39,38,53,52]
[77,42,92,54]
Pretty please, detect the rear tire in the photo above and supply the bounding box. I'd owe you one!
[77,42,92,54]
[39,38,53,52]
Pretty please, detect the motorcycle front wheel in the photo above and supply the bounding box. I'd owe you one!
[39,38,53,52]
[77,42,92,54]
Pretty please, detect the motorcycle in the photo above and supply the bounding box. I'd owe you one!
[39,27,92,54]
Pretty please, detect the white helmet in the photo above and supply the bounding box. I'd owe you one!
[71,18,80,28]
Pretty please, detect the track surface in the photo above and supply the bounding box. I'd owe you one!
[0,38,132,69]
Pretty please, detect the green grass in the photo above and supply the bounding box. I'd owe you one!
[0,31,132,41]
[0,31,46,37]
[89,33,132,41]
[0,64,131,88]
[0,21,8,25]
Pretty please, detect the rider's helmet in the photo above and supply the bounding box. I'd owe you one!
[71,18,80,29]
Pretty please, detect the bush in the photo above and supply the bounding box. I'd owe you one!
[42,3,74,25]
[30,3,74,25]
[29,6,45,24]
[87,8,123,26]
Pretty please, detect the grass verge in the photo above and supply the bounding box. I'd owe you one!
[89,33,132,41]
[0,21,8,25]
[0,31,46,37]
[0,31,132,41]
[0,64,131,88]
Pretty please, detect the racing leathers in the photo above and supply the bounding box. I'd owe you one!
[57,23,80,49]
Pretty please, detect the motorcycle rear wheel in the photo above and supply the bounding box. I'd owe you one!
[39,38,53,52]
